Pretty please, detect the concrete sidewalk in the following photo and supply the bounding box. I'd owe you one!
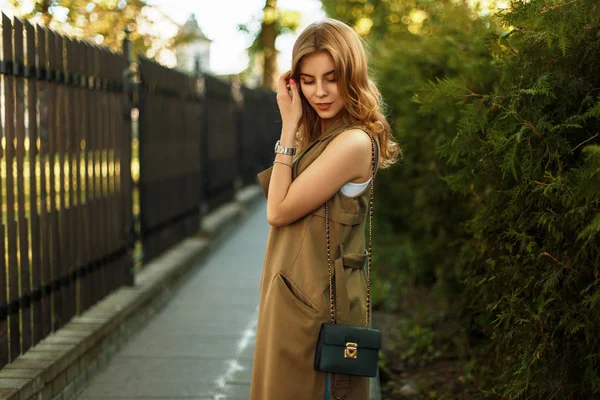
[75,201,270,400]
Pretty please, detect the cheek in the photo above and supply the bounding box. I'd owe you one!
[300,84,313,97]
[331,84,341,98]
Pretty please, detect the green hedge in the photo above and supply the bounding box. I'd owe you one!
[323,0,600,397]
[427,1,600,396]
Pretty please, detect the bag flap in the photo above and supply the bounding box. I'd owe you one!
[321,323,382,349]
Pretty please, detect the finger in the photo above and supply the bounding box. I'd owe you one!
[278,71,292,94]
[289,78,300,102]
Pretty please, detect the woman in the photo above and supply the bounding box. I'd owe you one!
[249,18,399,400]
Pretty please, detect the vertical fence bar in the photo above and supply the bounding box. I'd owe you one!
[80,42,90,311]
[14,16,32,354]
[121,32,134,285]
[3,13,21,361]
[76,43,84,308]
[56,33,65,324]
[72,40,83,314]
[103,49,113,293]
[26,21,42,346]
[108,52,120,283]
[107,52,116,285]
[0,14,9,370]
[47,29,60,331]
[58,32,68,328]
[64,37,76,321]
[86,43,97,307]
[87,44,96,305]
[37,25,51,339]
[105,49,115,295]
[97,48,107,298]
[92,45,103,302]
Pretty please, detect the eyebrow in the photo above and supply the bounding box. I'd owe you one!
[299,69,335,78]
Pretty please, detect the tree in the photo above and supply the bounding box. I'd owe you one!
[239,0,301,90]
[6,0,200,62]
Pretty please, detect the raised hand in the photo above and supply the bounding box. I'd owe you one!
[276,70,302,134]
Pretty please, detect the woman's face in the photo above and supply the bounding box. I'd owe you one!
[298,51,344,121]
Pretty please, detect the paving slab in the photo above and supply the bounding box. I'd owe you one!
[75,201,268,400]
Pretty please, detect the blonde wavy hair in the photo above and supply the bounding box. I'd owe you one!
[291,18,399,168]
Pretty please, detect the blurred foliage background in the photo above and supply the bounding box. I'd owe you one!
[7,0,190,58]
[322,0,600,398]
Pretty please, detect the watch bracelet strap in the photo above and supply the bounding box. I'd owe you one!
[275,140,297,156]
[325,133,376,328]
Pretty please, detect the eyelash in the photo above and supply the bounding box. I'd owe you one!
[303,78,336,85]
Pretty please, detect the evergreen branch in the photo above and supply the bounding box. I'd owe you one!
[539,0,578,14]
[546,55,560,68]
[452,87,483,100]
[523,120,541,136]
[479,151,493,164]
[572,133,599,151]
[547,372,568,400]
[540,252,582,275]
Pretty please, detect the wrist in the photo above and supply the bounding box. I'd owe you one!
[279,127,297,148]
[281,124,298,136]
[278,137,296,148]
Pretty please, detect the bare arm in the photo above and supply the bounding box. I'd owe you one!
[266,128,372,227]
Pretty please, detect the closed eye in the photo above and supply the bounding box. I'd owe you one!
[302,79,335,85]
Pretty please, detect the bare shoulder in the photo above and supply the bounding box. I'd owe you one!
[324,128,372,181]
[327,128,372,156]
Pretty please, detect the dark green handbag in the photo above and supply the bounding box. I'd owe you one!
[314,322,382,377]
[313,134,382,378]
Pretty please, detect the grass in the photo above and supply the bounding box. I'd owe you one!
[375,284,490,399]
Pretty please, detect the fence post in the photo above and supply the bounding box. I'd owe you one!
[231,77,244,191]
[195,55,209,215]
[122,29,137,284]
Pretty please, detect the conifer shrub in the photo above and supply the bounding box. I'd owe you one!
[419,0,600,396]
[324,0,600,396]
[367,1,499,320]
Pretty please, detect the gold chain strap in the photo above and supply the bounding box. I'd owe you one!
[325,134,376,328]
[326,201,334,323]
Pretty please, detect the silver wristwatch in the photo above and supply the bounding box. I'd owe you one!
[274,140,297,156]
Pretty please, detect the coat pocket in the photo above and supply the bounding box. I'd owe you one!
[275,273,319,316]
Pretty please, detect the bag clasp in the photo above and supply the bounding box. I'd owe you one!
[344,342,358,359]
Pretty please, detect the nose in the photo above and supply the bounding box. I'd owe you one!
[316,80,328,98]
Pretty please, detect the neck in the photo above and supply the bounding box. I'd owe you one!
[319,112,345,134]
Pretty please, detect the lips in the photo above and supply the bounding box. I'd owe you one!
[316,102,332,111]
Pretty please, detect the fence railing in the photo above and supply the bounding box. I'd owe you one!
[0,13,280,370]
[136,57,203,262]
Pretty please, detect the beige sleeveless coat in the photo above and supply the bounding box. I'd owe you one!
[250,121,379,400]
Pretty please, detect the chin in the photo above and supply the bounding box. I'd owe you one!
[315,107,342,119]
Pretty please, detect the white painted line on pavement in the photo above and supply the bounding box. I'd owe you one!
[213,305,259,399]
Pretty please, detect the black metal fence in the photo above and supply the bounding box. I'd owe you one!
[135,58,280,263]
[136,57,203,263]
[0,13,280,370]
